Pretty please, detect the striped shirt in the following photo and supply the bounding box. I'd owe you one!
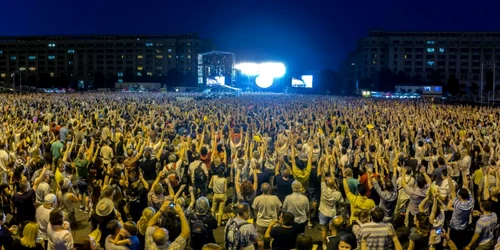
[404,184,428,216]
[475,213,497,245]
[450,197,474,231]
[359,222,394,250]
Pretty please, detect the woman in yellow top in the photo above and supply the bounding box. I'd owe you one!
[290,136,313,192]
[342,166,375,224]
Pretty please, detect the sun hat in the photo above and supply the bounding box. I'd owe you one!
[96,198,114,216]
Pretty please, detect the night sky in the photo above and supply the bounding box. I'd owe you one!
[1,0,498,72]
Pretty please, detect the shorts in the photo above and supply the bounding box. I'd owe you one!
[318,211,333,226]
[307,187,320,202]
[77,179,89,195]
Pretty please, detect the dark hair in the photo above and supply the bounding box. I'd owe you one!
[281,211,295,226]
[441,168,448,178]
[0,209,4,218]
[415,212,431,233]
[49,209,64,226]
[338,233,357,249]
[200,147,208,156]
[458,188,470,200]
[416,176,427,189]
[107,219,122,234]
[236,203,250,217]
[370,207,385,223]
[357,184,367,196]
[482,200,493,212]
[295,233,313,250]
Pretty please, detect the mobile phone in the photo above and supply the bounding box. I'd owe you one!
[169,203,175,208]
[435,228,442,235]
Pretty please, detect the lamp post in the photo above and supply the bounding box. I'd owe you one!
[19,67,26,91]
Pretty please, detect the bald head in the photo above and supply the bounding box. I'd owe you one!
[153,228,169,246]
[236,203,250,217]
[261,183,271,194]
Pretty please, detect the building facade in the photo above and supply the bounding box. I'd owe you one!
[355,30,500,88]
[0,34,213,88]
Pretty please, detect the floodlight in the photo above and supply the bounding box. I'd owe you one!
[255,75,274,89]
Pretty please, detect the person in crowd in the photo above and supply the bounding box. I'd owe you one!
[342,167,375,224]
[224,203,262,250]
[47,209,73,250]
[145,200,189,250]
[465,200,497,250]
[265,211,301,250]
[318,167,344,243]
[209,166,228,226]
[295,234,313,250]
[11,221,44,250]
[359,207,395,250]
[189,197,218,250]
[36,193,57,248]
[448,171,474,250]
[282,181,309,233]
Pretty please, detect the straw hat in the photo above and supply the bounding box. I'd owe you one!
[96,198,114,216]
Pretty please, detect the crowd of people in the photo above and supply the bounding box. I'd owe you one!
[0,92,500,250]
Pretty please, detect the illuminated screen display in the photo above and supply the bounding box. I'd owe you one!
[206,76,225,86]
[291,75,313,88]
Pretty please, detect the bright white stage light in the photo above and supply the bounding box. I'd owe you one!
[235,63,260,76]
[259,62,286,78]
[255,75,274,89]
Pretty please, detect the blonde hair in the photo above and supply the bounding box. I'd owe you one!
[137,207,156,235]
[21,222,39,248]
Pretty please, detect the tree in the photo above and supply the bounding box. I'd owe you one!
[427,69,444,86]
[445,74,460,96]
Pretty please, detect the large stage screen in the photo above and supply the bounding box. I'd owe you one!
[291,75,313,88]
[206,76,225,86]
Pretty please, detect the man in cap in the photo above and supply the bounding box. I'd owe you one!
[282,180,309,233]
[189,197,218,250]
[91,185,119,246]
[36,193,57,247]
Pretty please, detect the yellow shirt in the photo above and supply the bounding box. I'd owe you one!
[292,162,312,192]
[346,192,375,223]
[55,168,64,186]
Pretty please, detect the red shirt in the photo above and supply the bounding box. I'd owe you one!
[359,173,378,198]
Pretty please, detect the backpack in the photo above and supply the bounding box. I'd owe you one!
[225,219,249,250]
[190,214,208,249]
[195,162,207,184]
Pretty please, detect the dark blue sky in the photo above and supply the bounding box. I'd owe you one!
[1,0,498,72]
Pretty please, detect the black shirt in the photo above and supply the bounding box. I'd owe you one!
[189,213,218,250]
[270,225,301,250]
[11,238,44,250]
[249,170,272,195]
[0,226,13,250]
[140,158,158,181]
[275,175,294,202]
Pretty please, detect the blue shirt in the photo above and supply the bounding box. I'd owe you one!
[129,235,140,250]
[450,197,474,230]
[475,213,497,245]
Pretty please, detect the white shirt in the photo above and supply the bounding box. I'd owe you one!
[188,160,209,183]
[100,145,114,165]
[36,205,53,240]
[47,223,73,250]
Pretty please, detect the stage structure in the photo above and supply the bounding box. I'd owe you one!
[198,51,236,88]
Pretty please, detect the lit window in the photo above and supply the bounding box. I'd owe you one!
[68,61,73,65]
[137,72,142,76]
[187,43,191,46]
[0,50,2,54]
[29,55,36,60]
[145,43,153,47]
[121,55,124,59]
[156,55,163,59]
[156,67,163,70]
[118,79,124,83]
[427,48,435,53]
[10,56,16,60]
[439,48,445,53]
[48,43,56,47]
[168,49,172,52]
[427,61,435,66]
[187,55,191,59]
[168,55,172,59]
[137,55,143,59]
[50,72,55,77]
[188,67,192,71]
[29,67,36,71]
[146,72,153,76]
[19,67,26,71]
[372,60,376,64]
[427,41,435,44]
[48,55,56,60]
[137,66,143,70]
[68,49,75,54]
[117,72,123,77]
[0,73,5,78]
[198,77,203,84]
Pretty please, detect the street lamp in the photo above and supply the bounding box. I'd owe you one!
[19,67,26,91]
